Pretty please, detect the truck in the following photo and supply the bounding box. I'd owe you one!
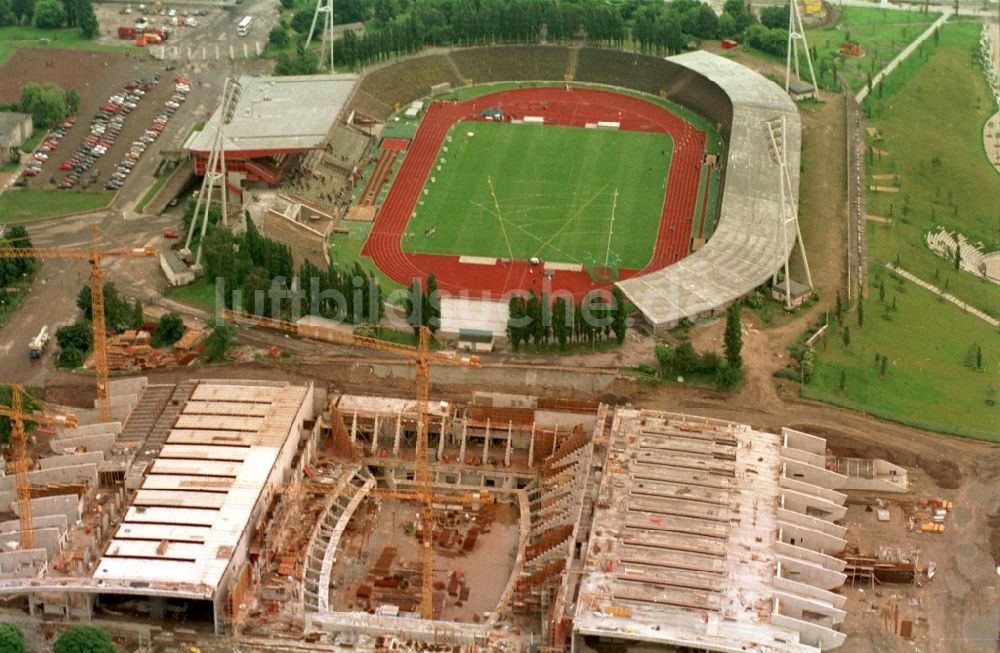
[28,326,49,358]
[118,26,138,39]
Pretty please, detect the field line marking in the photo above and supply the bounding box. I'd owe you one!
[487,176,515,260]
[533,184,608,258]
[605,187,618,267]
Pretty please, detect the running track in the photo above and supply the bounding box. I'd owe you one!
[361,87,707,299]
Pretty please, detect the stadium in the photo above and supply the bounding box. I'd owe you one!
[188,46,803,335]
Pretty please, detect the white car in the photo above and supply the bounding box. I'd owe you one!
[184,17,198,27]
[167,8,176,16]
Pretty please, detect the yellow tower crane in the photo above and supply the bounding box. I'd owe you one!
[223,309,480,619]
[0,384,78,550]
[0,225,156,422]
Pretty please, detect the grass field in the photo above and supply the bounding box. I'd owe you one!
[0,188,114,223]
[862,21,998,317]
[801,7,940,93]
[805,264,999,441]
[402,120,672,269]
[0,26,132,66]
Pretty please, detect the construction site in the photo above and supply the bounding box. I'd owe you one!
[10,353,975,653]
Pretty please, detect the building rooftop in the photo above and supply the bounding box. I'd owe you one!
[186,74,359,155]
[616,51,801,327]
[574,410,849,652]
[93,381,310,599]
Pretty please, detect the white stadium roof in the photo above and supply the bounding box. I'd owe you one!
[617,51,802,328]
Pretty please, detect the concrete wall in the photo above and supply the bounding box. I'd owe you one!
[780,487,847,522]
[783,458,847,490]
[776,554,846,590]
[771,611,846,650]
[262,208,331,270]
[371,362,616,393]
[0,527,64,559]
[20,495,82,526]
[782,427,827,456]
[0,514,67,534]
[40,451,105,470]
[0,464,98,492]
[0,549,46,576]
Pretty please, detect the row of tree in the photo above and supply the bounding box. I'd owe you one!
[54,284,144,368]
[653,302,743,388]
[0,622,116,653]
[506,288,629,351]
[0,0,98,36]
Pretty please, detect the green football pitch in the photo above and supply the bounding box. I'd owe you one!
[401,120,673,270]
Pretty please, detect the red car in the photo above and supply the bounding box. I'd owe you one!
[163,230,180,239]
[58,162,73,170]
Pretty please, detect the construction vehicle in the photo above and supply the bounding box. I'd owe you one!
[224,309,480,619]
[0,384,78,550]
[28,326,49,358]
[0,225,156,422]
[135,32,163,46]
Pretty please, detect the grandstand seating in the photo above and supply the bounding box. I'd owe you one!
[347,54,463,120]
[448,45,571,83]
[323,125,372,174]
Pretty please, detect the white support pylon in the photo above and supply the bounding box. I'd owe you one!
[182,77,242,273]
[305,0,334,72]
[763,116,813,308]
[785,0,819,100]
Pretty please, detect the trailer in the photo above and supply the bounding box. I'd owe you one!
[118,26,138,39]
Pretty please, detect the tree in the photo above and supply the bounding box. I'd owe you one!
[760,4,788,29]
[269,25,290,49]
[857,297,864,327]
[33,0,63,28]
[279,0,293,8]
[290,8,316,35]
[839,370,847,393]
[552,296,570,350]
[723,303,742,371]
[976,345,982,371]
[716,362,742,389]
[611,286,628,344]
[65,89,79,114]
[842,326,851,347]
[0,623,24,653]
[880,355,888,378]
[54,625,115,653]
[507,294,528,350]
[424,273,440,333]
[11,0,33,24]
[56,320,91,353]
[19,82,68,129]
[78,0,98,38]
[878,279,885,303]
[0,0,16,26]
[203,324,236,362]
[835,290,844,325]
[953,243,962,270]
[152,312,185,347]
[654,343,674,377]
[800,347,815,383]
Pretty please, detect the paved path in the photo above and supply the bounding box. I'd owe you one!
[884,262,1000,327]
[855,12,951,104]
[982,22,1000,174]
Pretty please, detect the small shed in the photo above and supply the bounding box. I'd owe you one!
[771,279,813,307]
[787,80,818,102]
[0,111,32,162]
[479,107,504,121]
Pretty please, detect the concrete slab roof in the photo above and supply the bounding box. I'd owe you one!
[186,74,359,155]
[93,382,309,599]
[575,410,847,652]
[616,51,802,327]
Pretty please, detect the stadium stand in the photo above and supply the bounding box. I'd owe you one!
[615,51,801,332]
[347,54,463,120]
[322,125,372,174]
[448,45,571,83]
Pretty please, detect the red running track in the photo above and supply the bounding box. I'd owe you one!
[361,87,707,299]
[358,138,409,206]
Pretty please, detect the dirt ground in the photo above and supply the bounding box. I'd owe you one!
[0,48,187,190]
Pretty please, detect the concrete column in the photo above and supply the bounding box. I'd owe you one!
[528,423,536,467]
[504,421,513,467]
[371,414,380,454]
[483,418,491,461]
[458,418,468,463]
[552,425,560,457]
[350,412,358,444]
[392,413,402,457]
[437,414,447,460]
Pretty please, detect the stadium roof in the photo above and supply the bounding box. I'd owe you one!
[574,410,849,652]
[186,74,359,156]
[616,51,801,328]
[94,381,310,599]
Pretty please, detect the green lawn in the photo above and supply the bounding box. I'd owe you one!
[801,6,940,93]
[0,26,133,66]
[862,21,999,317]
[402,120,672,269]
[0,188,114,223]
[166,277,219,313]
[806,264,999,441]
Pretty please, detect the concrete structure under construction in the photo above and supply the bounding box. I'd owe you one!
[0,379,861,651]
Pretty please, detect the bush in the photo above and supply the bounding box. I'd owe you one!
[151,312,184,347]
[54,625,115,653]
[203,324,236,362]
[773,367,801,381]
[33,0,64,28]
[0,623,25,653]
[269,25,290,48]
